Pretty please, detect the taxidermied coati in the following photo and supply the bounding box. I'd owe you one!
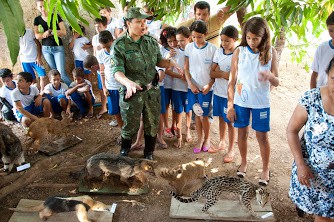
[159,158,208,195]
[9,195,110,222]
[27,111,73,153]
[0,123,25,173]
[84,152,156,188]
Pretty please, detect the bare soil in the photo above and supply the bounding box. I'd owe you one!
[0,52,313,222]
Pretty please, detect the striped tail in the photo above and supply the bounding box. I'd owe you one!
[170,191,199,203]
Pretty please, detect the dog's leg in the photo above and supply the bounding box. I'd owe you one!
[75,204,91,222]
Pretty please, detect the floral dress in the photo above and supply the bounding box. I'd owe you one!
[289,88,334,218]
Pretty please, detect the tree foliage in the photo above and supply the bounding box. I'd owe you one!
[1,0,334,66]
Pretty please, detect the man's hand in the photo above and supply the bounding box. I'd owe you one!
[124,80,142,100]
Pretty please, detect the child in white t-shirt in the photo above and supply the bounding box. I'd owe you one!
[209,26,238,162]
[92,16,108,119]
[42,69,70,114]
[11,72,52,127]
[68,25,92,80]
[66,68,95,119]
[185,20,216,154]
[226,17,279,186]
[19,28,47,91]
[99,6,119,39]
[0,68,16,121]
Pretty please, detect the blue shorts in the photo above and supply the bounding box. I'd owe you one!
[70,91,95,115]
[234,105,270,132]
[45,94,67,114]
[97,71,102,90]
[160,86,166,114]
[164,88,173,107]
[213,95,230,123]
[21,62,46,79]
[172,90,188,114]
[187,90,213,117]
[15,102,44,121]
[75,60,91,74]
[107,90,120,115]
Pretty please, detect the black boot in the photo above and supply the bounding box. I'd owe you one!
[120,137,132,156]
[144,134,156,160]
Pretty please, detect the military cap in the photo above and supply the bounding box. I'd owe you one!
[125,7,150,19]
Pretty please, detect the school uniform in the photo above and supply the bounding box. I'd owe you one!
[96,49,121,115]
[11,85,43,121]
[92,34,103,90]
[185,41,216,116]
[0,81,16,120]
[172,48,189,114]
[233,46,272,132]
[212,47,233,123]
[19,29,46,80]
[146,19,162,40]
[44,82,68,113]
[107,18,119,39]
[160,47,173,108]
[69,80,95,115]
[71,36,91,74]
[311,40,334,87]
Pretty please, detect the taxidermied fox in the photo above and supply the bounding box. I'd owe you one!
[26,111,73,152]
[0,123,25,173]
[159,158,208,195]
[84,153,156,187]
[9,195,110,222]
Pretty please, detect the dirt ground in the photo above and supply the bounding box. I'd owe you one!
[0,51,314,222]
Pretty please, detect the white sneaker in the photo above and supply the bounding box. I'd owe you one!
[109,120,118,127]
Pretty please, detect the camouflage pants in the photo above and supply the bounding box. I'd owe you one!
[119,87,160,140]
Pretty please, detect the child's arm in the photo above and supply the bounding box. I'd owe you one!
[210,63,230,80]
[65,83,85,96]
[14,101,38,121]
[82,42,92,50]
[99,64,109,96]
[34,39,43,66]
[165,68,184,80]
[184,57,200,94]
[226,48,240,122]
[310,71,318,89]
[202,78,215,95]
[34,25,51,40]
[158,69,165,82]
[34,94,43,106]
[53,21,66,38]
[68,33,79,50]
[260,48,279,87]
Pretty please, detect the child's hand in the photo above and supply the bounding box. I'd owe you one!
[73,32,80,39]
[103,87,110,97]
[258,70,271,82]
[189,83,200,94]
[34,97,43,107]
[36,57,43,67]
[227,107,236,122]
[42,30,51,38]
[202,84,211,95]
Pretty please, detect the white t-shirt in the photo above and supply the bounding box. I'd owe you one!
[160,47,173,89]
[213,47,233,98]
[311,40,334,87]
[11,85,39,108]
[71,36,90,61]
[147,19,162,41]
[96,49,121,90]
[107,18,119,39]
[44,82,68,97]
[117,17,125,30]
[172,48,188,92]
[69,79,95,98]
[234,46,272,109]
[19,29,38,63]
[185,42,216,89]
[0,81,16,106]
[92,34,100,47]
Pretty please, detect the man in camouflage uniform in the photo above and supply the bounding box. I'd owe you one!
[111,7,179,160]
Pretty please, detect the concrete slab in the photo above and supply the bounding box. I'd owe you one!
[8,199,113,222]
[170,197,275,221]
[39,135,82,156]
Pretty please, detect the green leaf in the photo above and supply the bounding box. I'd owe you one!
[7,0,25,36]
[61,2,83,36]
[52,5,59,45]
[46,0,57,28]
[81,0,100,18]
[94,0,115,8]
[0,0,20,65]
[67,0,89,25]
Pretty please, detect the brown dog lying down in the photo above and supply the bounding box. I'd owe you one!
[9,195,110,222]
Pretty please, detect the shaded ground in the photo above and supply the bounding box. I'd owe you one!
[0,52,314,222]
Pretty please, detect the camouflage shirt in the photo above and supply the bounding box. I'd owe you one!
[111,32,162,87]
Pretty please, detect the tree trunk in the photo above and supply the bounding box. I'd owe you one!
[274,27,286,65]
[236,7,247,28]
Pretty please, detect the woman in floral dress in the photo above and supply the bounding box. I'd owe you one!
[287,57,334,221]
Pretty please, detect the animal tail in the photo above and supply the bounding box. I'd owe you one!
[170,191,199,203]
[8,203,44,212]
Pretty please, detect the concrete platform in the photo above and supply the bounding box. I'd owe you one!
[170,197,275,221]
[9,199,113,222]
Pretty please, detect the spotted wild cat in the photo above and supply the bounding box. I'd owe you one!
[171,176,270,217]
